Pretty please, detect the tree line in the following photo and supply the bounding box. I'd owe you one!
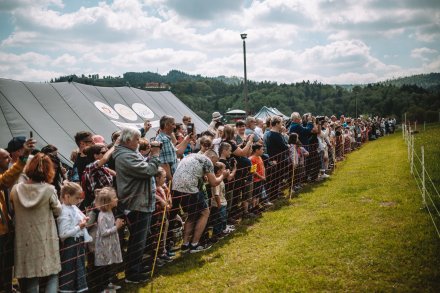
[52,72,440,123]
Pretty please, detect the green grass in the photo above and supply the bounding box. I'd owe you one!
[131,133,440,292]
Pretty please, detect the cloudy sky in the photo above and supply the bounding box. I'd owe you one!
[0,0,439,84]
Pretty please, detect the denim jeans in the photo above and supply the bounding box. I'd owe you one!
[211,205,227,235]
[18,274,58,293]
[125,211,152,279]
[58,237,88,292]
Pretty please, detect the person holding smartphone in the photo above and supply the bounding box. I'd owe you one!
[156,115,192,180]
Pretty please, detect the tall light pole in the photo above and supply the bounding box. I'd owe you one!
[241,33,249,115]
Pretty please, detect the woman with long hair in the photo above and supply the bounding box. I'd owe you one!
[11,153,62,293]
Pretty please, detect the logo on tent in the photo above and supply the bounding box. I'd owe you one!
[132,103,154,119]
[94,101,119,119]
[114,104,138,121]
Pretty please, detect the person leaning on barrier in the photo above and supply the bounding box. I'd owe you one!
[172,149,229,253]
[112,127,161,284]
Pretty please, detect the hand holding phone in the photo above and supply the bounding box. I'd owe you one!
[187,123,194,134]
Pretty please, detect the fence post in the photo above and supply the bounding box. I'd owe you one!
[422,146,426,206]
[407,128,411,162]
[402,124,405,140]
[410,135,414,175]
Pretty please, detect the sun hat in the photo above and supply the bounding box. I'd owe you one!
[212,112,223,121]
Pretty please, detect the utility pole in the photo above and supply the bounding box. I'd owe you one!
[241,33,249,115]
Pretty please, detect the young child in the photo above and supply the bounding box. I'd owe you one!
[154,167,173,262]
[218,142,236,232]
[249,144,266,214]
[210,162,228,240]
[57,182,92,293]
[94,187,124,292]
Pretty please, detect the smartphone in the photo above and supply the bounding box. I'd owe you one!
[30,131,33,138]
[187,123,194,134]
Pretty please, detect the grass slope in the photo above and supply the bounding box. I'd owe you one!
[138,133,440,292]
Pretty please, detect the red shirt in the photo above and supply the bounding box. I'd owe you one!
[250,155,265,182]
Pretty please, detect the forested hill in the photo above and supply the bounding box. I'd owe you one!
[380,73,440,89]
[52,71,440,123]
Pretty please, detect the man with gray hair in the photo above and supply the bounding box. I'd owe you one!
[245,116,262,144]
[288,112,314,146]
[112,127,161,284]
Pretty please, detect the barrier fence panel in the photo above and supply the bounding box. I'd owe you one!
[403,122,440,238]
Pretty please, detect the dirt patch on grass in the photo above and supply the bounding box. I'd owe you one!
[379,201,397,207]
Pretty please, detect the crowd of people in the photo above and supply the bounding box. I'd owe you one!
[0,111,395,292]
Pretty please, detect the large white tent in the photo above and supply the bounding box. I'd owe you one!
[0,78,208,166]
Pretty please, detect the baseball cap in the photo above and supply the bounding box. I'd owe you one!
[6,136,26,153]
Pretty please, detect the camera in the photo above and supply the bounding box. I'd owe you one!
[316,116,325,123]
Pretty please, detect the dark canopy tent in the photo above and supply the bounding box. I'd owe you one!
[0,78,208,166]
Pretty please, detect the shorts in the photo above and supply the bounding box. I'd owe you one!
[172,190,209,221]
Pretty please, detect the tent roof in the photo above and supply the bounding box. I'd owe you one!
[254,106,289,121]
[0,78,208,166]
[225,109,246,115]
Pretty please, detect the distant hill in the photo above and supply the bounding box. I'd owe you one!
[51,71,440,123]
[379,73,440,89]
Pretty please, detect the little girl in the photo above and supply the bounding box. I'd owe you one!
[57,182,92,293]
[154,167,173,262]
[94,187,124,292]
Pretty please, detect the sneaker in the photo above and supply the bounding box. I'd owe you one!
[263,201,274,207]
[107,283,121,290]
[167,250,176,257]
[243,212,257,219]
[226,224,235,231]
[159,253,174,263]
[156,258,165,267]
[125,274,149,284]
[321,173,330,179]
[189,243,212,253]
[180,243,190,253]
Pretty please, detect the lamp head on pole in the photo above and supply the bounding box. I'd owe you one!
[240,33,247,40]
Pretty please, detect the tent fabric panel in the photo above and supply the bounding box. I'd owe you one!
[23,82,89,143]
[51,82,119,141]
[158,91,208,131]
[0,80,74,165]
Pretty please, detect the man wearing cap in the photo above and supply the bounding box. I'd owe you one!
[208,112,222,133]
[0,138,35,293]
[5,136,27,165]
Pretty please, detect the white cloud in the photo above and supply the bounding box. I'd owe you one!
[0,0,439,84]
[411,47,438,61]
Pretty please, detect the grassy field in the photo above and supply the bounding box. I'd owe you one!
[130,131,440,292]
